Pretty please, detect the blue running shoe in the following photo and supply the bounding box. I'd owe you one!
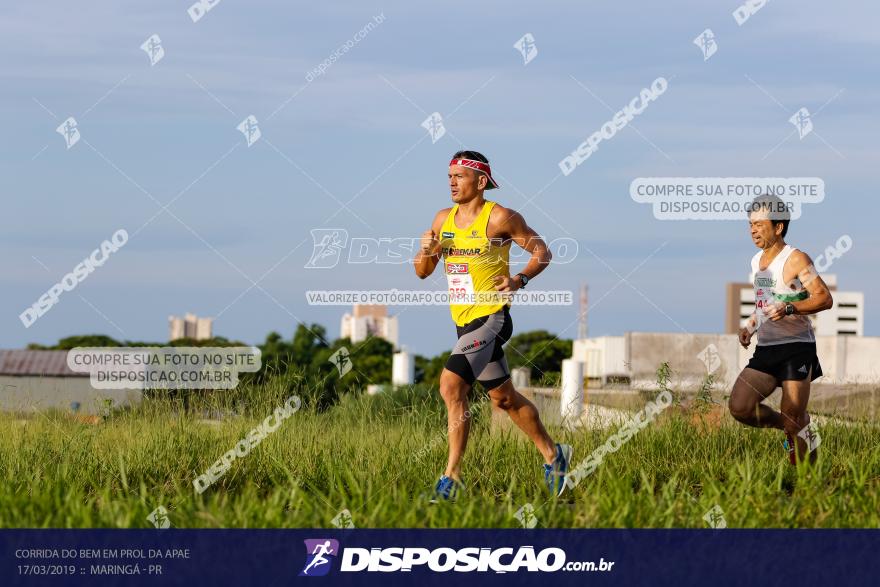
[784,433,796,465]
[544,443,573,497]
[430,475,462,503]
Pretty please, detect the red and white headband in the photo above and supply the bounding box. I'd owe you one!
[449,158,500,190]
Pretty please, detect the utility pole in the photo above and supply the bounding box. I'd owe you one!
[578,283,588,339]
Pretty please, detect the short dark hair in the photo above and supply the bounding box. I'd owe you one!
[450,150,499,190]
[749,194,791,238]
[452,150,489,164]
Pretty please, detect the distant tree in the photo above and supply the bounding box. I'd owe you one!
[414,355,428,383]
[505,330,572,380]
[167,336,245,347]
[292,323,329,365]
[416,351,451,384]
[253,331,291,382]
[28,326,485,408]
[41,335,121,349]
[311,335,393,387]
[253,324,328,380]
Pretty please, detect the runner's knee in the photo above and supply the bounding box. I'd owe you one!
[489,383,523,411]
[490,391,514,411]
[728,396,755,422]
[439,371,469,405]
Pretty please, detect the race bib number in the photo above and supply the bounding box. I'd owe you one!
[446,263,474,303]
[755,286,773,328]
[447,273,475,303]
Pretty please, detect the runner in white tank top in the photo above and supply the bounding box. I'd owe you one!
[728,195,834,465]
[750,244,815,345]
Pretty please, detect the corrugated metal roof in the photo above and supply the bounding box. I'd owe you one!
[0,350,87,377]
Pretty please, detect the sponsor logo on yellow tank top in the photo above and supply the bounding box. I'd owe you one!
[442,246,481,256]
[446,263,469,274]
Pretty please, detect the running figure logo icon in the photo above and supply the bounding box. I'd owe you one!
[693,29,717,61]
[421,112,446,143]
[798,421,822,452]
[140,34,165,66]
[702,505,727,529]
[514,503,538,528]
[236,115,261,146]
[697,343,722,374]
[305,229,349,268]
[331,509,355,529]
[328,347,353,378]
[56,117,80,149]
[146,506,171,529]
[300,539,339,577]
[513,33,538,65]
[789,107,813,139]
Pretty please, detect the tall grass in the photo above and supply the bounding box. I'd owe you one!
[0,371,878,528]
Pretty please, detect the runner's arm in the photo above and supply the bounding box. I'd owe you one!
[764,250,833,320]
[413,210,447,279]
[495,208,551,290]
[744,311,758,334]
[738,311,757,347]
[789,250,834,314]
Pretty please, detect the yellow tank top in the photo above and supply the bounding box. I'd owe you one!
[439,200,511,326]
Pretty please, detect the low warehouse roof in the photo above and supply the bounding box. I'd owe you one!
[0,350,87,377]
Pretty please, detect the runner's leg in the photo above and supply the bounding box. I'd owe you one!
[487,379,556,464]
[439,368,471,481]
[780,371,816,464]
[441,309,508,481]
[473,308,556,464]
[728,367,783,429]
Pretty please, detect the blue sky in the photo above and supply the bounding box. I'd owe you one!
[2,1,877,356]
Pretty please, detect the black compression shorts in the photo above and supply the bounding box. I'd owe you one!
[746,341,823,384]
[444,306,513,389]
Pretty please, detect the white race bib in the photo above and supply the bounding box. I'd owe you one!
[754,285,773,328]
[446,266,474,304]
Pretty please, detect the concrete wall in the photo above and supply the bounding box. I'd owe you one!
[829,335,880,383]
[572,337,627,382]
[0,376,142,414]
[626,332,741,389]
[574,333,880,388]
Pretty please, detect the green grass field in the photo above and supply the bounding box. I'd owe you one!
[1,374,879,529]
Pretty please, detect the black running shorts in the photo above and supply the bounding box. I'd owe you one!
[746,341,823,383]
[444,306,513,389]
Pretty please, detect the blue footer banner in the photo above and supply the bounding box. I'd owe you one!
[2,529,877,586]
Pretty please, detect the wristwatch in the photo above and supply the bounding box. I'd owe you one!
[785,302,795,316]
[515,273,530,288]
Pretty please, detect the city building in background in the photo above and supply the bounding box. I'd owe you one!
[168,313,214,341]
[725,274,864,337]
[340,305,399,347]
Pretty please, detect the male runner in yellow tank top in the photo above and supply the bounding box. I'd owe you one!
[728,194,833,465]
[413,150,572,500]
